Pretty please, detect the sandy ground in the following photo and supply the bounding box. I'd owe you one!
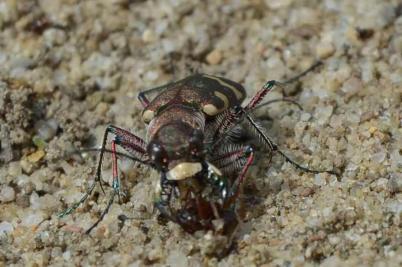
[0,0,402,266]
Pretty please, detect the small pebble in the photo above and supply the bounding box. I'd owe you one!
[206,49,223,65]
[372,178,389,192]
[0,221,14,235]
[0,185,15,202]
[95,102,109,116]
[371,151,386,163]
[34,119,58,141]
[43,28,67,47]
[315,105,333,125]
[20,159,34,174]
[8,161,22,177]
[388,173,402,193]
[341,76,363,95]
[316,40,335,59]
[147,248,163,262]
[166,250,188,267]
[63,251,71,261]
[21,211,45,227]
[314,173,327,186]
[142,29,156,43]
[264,0,293,9]
[27,150,45,163]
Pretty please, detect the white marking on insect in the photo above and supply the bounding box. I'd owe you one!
[142,110,155,123]
[203,74,243,100]
[214,91,229,109]
[166,162,203,180]
[202,103,220,116]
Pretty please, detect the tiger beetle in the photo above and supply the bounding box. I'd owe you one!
[58,61,337,235]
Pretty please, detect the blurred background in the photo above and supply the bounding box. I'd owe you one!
[0,1,401,266]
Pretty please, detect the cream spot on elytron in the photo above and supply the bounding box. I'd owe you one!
[142,109,155,123]
[202,103,220,116]
[203,74,243,100]
[214,91,229,109]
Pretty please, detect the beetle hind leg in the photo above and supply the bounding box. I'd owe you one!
[243,112,338,176]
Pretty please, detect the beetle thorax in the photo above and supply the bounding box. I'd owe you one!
[146,104,205,142]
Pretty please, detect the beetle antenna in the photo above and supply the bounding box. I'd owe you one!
[243,112,338,176]
[281,60,323,84]
[77,148,151,166]
[253,98,303,111]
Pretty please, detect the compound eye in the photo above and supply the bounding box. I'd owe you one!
[148,142,168,169]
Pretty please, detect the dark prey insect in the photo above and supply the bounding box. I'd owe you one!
[58,61,336,236]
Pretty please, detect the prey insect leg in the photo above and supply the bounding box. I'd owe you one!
[154,175,177,222]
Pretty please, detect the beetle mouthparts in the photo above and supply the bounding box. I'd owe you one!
[166,162,203,180]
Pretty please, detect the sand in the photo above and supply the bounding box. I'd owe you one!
[0,0,401,266]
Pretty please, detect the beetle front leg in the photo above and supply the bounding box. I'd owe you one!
[58,125,114,218]
[85,140,120,234]
[58,125,148,218]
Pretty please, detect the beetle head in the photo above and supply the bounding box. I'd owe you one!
[147,121,205,180]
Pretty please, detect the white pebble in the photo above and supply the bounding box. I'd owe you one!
[166,250,188,267]
[300,112,312,122]
[142,29,156,43]
[316,38,335,59]
[314,173,327,186]
[21,211,45,227]
[264,0,293,9]
[34,119,58,141]
[144,70,159,82]
[371,151,386,163]
[0,221,14,235]
[341,76,363,94]
[63,251,71,261]
[390,149,402,170]
[315,105,333,125]
[8,161,22,177]
[288,8,319,27]
[385,200,402,214]
[0,185,15,203]
[388,173,402,193]
[43,28,67,47]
